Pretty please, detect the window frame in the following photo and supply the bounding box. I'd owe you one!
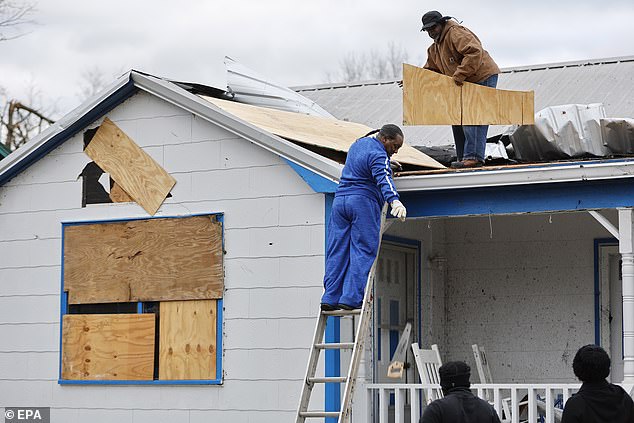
[58,213,224,385]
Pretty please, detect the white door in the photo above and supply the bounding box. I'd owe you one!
[599,244,624,382]
[374,241,418,384]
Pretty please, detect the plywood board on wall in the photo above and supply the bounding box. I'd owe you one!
[62,314,155,380]
[202,96,445,169]
[64,215,224,304]
[159,300,217,380]
[403,64,461,125]
[84,117,176,215]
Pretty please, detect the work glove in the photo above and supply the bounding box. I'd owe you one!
[452,75,464,86]
[390,200,407,222]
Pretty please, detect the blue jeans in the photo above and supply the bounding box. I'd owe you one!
[452,74,499,162]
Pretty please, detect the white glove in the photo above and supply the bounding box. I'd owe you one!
[390,200,406,222]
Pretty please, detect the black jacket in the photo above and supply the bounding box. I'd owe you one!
[420,388,502,423]
[561,380,634,423]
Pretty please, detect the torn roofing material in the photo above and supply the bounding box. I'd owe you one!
[201,96,445,169]
[225,56,334,117]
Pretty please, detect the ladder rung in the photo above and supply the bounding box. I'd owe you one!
[322,309,361,316]
[309,376,347,384]
[299,411,340,418]
[315,342,355,350]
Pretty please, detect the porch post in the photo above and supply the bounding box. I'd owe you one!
[618,208,634,382]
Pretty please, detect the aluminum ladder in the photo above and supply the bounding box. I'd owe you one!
[295,204,390,423]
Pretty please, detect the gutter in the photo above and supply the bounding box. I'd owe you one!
[395,159,634,192]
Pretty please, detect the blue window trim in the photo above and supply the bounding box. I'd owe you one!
[58,212,224,385]
[594,237,618,346]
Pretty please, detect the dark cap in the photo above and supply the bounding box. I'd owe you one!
[421,10,451,31]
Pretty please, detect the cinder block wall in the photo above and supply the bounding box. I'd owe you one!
[442,212,615,383]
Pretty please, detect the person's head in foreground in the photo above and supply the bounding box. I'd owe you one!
[439,360,471,395]
[573,344,610,383]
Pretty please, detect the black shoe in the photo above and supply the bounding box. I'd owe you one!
[337,303,360,311]
[321,303,340,311]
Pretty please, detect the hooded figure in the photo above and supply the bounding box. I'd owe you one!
[420,361,501,423]
[562,345,634,423]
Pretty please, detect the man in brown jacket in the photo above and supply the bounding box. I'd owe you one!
[421,10,500,169]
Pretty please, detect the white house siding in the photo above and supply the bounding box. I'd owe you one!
[0,91,326,422]
[442,211,615,383]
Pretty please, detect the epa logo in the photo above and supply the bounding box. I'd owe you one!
[4,408,49,422]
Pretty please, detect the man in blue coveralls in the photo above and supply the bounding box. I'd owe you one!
[320,124,407,311]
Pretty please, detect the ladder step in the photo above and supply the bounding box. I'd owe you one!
[309,376,347,384]
[299,411,340,418]
[322,309,361,316]
[315,342,355,350]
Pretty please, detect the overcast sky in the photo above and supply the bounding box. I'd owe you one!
[1,0,634,117]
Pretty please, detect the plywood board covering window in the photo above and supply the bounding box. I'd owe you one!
[63,215,223,304]
[62,314,155,380]
[159,300,217,380]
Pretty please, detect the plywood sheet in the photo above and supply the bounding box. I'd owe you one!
[403,63,534,126]
[64,215,224,304]
[202,96,445,169]
[522,91,535,125]
[85,118,176,215]
[159,300,217,380]
[403,64,461,125]
[109,182,133,203]
[62,314,155,380]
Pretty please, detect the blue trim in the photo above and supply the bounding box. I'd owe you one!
[285,159,338,193]
[58,212,224,385]
[594,238,619,346]
[402,179,634,218]
[0,79,138,188]
[323,193,340,423]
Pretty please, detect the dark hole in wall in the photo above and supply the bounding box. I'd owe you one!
[143,302,161,380]
[68,302,137,314]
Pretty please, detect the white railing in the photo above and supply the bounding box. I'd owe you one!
[366,383,581,423]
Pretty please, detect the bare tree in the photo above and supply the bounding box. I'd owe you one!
[1,85,55,151]
[0,0,35,41]
[327,42,410,83]
[77,66,108,102]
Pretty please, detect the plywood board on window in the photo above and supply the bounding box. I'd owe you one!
[403,64,462,125]
[64,215,223,304]
[84,117,176,215]
[159,300,217,380]
[62,314,155,380]
[202,95,445,169]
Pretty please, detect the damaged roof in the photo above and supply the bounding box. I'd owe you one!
[295,55,634,148]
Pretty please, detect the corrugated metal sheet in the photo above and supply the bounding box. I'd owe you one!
[295,56,634,148]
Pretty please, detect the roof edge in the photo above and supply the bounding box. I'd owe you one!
[0,73,137,186]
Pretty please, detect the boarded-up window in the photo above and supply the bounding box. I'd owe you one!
[60,214,223,384]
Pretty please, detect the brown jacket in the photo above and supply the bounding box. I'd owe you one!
[424,20,500,84]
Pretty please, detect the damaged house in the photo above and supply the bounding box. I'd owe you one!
[1,55,634,423]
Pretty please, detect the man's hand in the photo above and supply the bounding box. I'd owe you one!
[390,200,407,222]
[453,76,464,86]
[397,80,403,88]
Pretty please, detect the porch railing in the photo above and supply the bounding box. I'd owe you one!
[366,383,581,423]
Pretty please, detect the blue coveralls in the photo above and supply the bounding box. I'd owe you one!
[321,136,400,308]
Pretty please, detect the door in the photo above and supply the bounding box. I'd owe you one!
[374,241,418,384]
[599,244,624,382]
